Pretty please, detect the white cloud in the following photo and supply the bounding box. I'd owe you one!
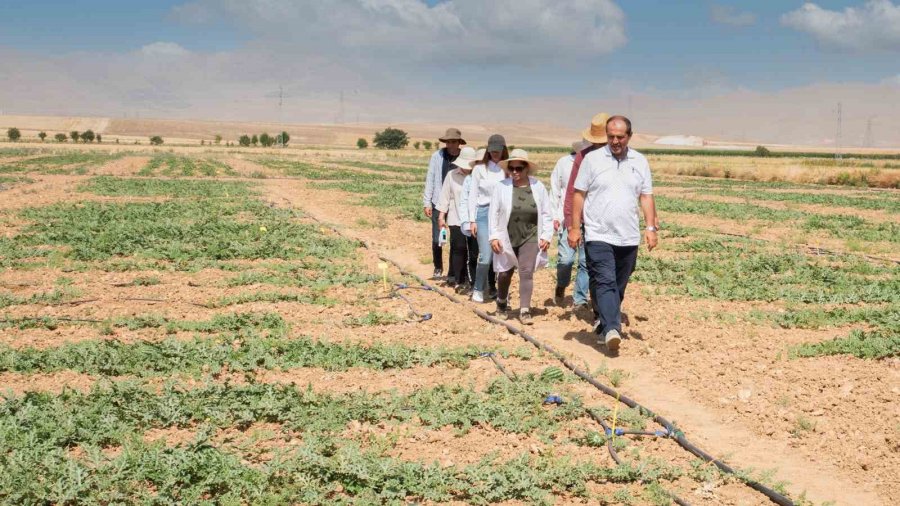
[883,74,900,85]
[710,4,757,26]
[171,0,627,63]
[781,0,900,51]
[140,42,191,58]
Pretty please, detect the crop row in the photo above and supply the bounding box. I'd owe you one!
[692,188,899,213]
[138,154,236,177]
[0,151,125,175]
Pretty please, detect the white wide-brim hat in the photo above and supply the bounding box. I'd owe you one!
[452,146,479,169]
[498,148,540,173]
[470,148,487,167]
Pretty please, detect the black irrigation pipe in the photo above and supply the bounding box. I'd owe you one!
[482,352,690,506]
[296,206,795,506]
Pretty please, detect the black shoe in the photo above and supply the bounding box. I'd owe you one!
[554,286,565,305]
[488,288,498,300]
[496,299,509,318]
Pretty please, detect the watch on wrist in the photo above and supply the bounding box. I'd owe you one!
[645,226,658,232]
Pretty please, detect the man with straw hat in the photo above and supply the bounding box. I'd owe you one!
[557,113,609,315]
[569,115,658,352]
[423,128,465,279]
[550,140,591,310]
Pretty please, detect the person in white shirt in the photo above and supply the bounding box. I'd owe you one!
[422,128,465,279]
[457,148,484,289]
[569,116,658,352]
[489,149,553,325]
[437,146,479,290]
[467,134,508,303]
[550,141,590,309]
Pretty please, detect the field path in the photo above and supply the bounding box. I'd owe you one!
[262,178,885,506]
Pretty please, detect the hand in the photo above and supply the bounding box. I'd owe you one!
[424,207,432,218]
[539,239,550,251]
[567,228,581,248]
[470,222,478,235]
[490,239,503,254]
[645,230,658,251]
[438,219,447,230]
[553,220,560,232]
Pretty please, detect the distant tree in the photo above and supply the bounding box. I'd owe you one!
[115,138,120,144]
[81,130,95,143]
[96,134,102,143]
[259,133,273,147]
[251,134,259,146]
[422,140,432,151]
[373,127,409,150]
[239,134,252,147]
[214,135,222,145]
[413,141,420,150]
[149,135,164,146]
[55,133,67,143]
[6,128,21,142]
[201,140,205,146]
[357,138,368,149]
[38,131,47,142]
[276,131,290,146]
[755,145,771,157]
[70,131,80,143]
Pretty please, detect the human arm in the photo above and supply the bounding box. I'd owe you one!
[488,185,504,254]
[422,152,438,216]
[467,166,482,235]
[640,194,658,251]
[568,190,585,248]
[549,161,563,230]
[537,183,553,251]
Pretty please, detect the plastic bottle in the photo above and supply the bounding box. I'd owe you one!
[438,227,448,247]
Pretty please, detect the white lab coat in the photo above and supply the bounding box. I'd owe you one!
[488,177,554,273]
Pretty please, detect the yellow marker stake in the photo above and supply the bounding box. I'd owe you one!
[611,390,621,440]
[377,262,388,291]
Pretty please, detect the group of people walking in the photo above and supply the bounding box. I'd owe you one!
[423,113,658,351]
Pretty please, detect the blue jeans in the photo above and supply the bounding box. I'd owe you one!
[584,241,638,335]
[556,226,589,305]
[474,206,495,293]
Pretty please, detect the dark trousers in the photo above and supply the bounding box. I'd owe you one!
[430,205,442,271]
[584,241,638,335]
[448,226,475,285]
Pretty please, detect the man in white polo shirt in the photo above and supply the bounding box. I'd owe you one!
[568,115,658,351]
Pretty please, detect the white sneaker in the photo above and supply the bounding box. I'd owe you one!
[604,329,621,351]
[471,290,484,303]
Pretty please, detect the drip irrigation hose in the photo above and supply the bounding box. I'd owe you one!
[482,351,690,506]
[376,284,433,323]
[292,205,796,506]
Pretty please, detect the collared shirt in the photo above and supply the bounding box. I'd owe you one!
[562,143,603,228]
[422,149,459,207]
[436,168,469,227]
[549,153,575,223]
[466,160,506,220]
[573,145,653,247]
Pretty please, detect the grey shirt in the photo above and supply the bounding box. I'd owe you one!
[573,145,653,247]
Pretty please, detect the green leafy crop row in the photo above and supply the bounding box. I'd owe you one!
[139,154,236,177]
[80,176,253,198]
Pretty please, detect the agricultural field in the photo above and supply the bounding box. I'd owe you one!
[0,145,897,505]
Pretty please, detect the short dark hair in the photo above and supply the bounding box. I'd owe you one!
[606,115,633,136]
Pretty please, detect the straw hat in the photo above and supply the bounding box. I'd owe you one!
[581,112,610,144]
[470,148,487,167]
[498,148,540,173]
[452,146,479,170]
[439,127,466,144]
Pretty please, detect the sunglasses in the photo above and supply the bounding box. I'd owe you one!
[508,164,527,172]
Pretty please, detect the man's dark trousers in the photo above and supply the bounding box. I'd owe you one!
[584,241,638,336]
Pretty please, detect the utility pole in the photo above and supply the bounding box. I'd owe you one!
[863,117,874,148]
[835,102,843,163]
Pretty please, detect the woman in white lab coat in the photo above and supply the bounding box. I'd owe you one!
[488,149,553,324]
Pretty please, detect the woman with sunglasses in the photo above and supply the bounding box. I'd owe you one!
[466,134,508,303]
[488,149,553,324]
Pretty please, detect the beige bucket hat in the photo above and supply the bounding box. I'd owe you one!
[498,148,540,173]
[452,146,479,169]
[582,112,610,144]
[439,127,466,145]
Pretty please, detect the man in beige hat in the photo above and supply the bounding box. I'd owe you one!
[423,128,465,279]
[556,113,609,315]
[569,115,658,352]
